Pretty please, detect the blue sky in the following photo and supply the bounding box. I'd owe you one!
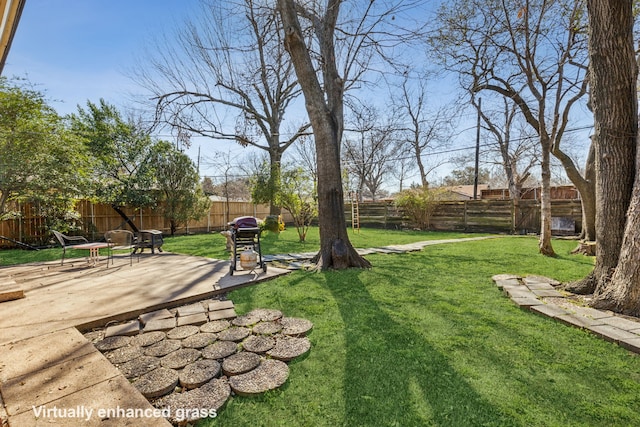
[4,0,197,115]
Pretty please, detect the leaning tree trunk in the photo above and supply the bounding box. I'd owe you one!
[552,138,596,241]
[278,0,370,270]
[539,140,555,256]
[566,0,636,295]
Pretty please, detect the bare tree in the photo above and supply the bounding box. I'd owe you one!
[134,0,310,215]
[432,0,590,256]
[277,0,425,268]
[392,75,453,188]
[472,96,538,232]
[343,102,398,201]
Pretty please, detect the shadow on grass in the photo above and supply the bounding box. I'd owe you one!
[325,272,517,426]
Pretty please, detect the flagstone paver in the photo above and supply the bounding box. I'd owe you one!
[493,273,640,354]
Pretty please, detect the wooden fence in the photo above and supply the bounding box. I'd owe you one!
[1,198,583,249]
[345,199,583,234]
[0,201,272,248]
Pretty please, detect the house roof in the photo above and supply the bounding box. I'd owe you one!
[444,184,490,199]
[0,0,26,75]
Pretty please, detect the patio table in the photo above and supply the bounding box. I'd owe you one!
[70,242,110,266]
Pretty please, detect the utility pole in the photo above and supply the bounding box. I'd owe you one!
[473,97,481,200]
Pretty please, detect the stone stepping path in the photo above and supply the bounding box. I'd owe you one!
[262,236,496,270]
[493,274,640,354]
[86,303,312,426]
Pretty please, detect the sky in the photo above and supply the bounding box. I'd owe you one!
[3,1,594,191]
[2,0,239,178]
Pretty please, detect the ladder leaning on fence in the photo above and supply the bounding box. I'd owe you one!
[350,192,360,233]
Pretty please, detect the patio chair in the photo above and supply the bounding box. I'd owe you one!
[105,230,137,267]
[52,230,89,266]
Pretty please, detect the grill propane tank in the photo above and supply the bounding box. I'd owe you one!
[240,247,258,270]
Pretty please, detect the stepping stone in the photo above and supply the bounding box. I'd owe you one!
[143,317,177,333]
[131,331,166,347]
[525,282,555,291]
[208,300,234,312]
[589,324,640,343]
[134,367,179,398]
[208,308,237,321]
[524,275,561,286]
[119,355,161,379]
[242,335,275,354]
[531,289,563,297]
[182,332,217,349]
[599,315,640,332]
[144,339,182,357]
[511,297,544,308]
[177,303,206,317]
[252,321,283,335]
[267,336,311,361]
[105,345,144,364]
[530,303,570,318]
[229,359,289,396]
[160,348,202,369]
[138,309,174,326]
[217,326,251,342]
[202,341,238,360]
[167,325,200,340]
[494,278,520,289]
[222,352,261,376]
[503,286,537,299]
[556,314,605,329]
[94,335,132,351]
[280,317,313,337]
[177,313,208,327]
[200,320,231,334]
[231,313,262,327]
[155,378,230,424]
[179,359,221,389]
[105,320,140,337]
[247,308,283,322]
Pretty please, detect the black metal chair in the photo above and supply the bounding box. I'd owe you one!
[51,230,88,266]
[105,230,137,267]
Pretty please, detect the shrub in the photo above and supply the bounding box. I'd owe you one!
[395,186,443,230]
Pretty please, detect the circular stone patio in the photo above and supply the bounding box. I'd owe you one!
[86,305,312,426]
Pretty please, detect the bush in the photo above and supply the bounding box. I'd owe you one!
[263,215,284,233]
[395,187,443,230]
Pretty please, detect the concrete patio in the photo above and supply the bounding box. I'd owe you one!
[0,252,289,426]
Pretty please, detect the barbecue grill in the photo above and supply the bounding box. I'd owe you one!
[228,216,266,275]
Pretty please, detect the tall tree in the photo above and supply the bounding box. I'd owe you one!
[572,0,637,307]
[152,141,210,236]
[70,99,158,230]
[136,0,309,215]
[277,0,423,268]
[0,77,89,221]
[432,0,590,256]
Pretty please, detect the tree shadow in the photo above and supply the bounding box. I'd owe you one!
[325,274,519,426]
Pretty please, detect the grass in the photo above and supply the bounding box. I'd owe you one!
[188,236,640,427]
[4,229,639,426]
[0,226,479,265]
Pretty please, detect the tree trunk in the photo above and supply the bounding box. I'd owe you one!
[538,141,555,256]
[268,149,282,216]
[278,0,370,270]
[579,142,596,241]
[593,181,640,315]
[567,0,636,296]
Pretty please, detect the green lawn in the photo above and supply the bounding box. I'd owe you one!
[194,236,638,427]
[4,229,639,426]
